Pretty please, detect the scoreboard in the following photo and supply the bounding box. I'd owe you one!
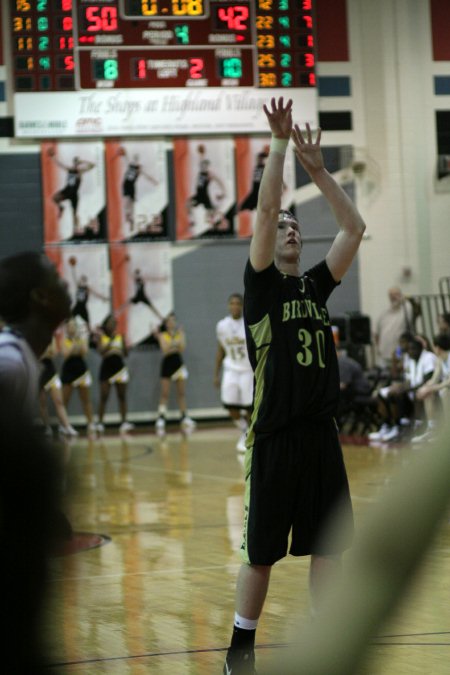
[9,0,316,91]
[6,0,318,137]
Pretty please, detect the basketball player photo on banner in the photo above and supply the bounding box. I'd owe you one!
[45,244,111,336]
[235,136,296,237]
[105,139,169,242]
[174,137,236,240]
[42,141,106,243]
[110,242,172,347]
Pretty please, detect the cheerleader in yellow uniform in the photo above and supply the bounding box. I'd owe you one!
[154,312,196,435]
[39,338,77,437]
[96,315,133,434]
[61,318,96,436]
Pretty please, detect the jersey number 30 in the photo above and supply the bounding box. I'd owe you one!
[296,328,326,368]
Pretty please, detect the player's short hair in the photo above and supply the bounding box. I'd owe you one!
[0,252,49,323]
[228,293,243,303]
[399,331,414,342]
[278,209,299,227]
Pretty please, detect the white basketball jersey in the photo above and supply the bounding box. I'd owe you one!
[216,316,252,373]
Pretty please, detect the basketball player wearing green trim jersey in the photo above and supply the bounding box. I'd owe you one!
[223,98,366,674]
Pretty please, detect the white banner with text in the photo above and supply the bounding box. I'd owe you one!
[14,88,317,138]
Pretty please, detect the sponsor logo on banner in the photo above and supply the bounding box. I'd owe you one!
[75,118,103,133]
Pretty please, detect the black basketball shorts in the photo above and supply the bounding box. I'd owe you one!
[240,419,354,565]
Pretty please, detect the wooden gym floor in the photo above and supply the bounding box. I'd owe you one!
[44,424,450,674]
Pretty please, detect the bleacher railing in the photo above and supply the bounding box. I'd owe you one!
[407,289,450,341]
[438,276,450,299]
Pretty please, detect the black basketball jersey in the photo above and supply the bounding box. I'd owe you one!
[66,168,81,190]
[134,277,145,295]
[196,170,210,193]
[124,163,140,183]
[251,163,265,187]
[244,259,340,434]
[75,284,89,304]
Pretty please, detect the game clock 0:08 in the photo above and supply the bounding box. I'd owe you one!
[124,0,205,17]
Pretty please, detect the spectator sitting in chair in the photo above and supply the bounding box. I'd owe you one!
[411,334,450,443]
[389,331,415,381]
[337,347,372,416]
[337,346,375,434]
[369,336,436,443]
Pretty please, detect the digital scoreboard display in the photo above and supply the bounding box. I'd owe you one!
[8,0,316,92]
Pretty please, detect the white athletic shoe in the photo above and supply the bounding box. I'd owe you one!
[368,423,391,441]
[120,421,134,434]
[155,417,166,437]
[87,422,97,437]
[380,425,400,442]
[181,416,196,432]
[58,424,78,437]
[236,432,247,453]
[411,428,434,444]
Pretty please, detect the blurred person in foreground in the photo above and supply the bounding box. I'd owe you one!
[263,421,450,675]
[0,251,72,674]
[222,97,366,674]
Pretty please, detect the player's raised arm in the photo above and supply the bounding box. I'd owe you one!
[48,150,69,171]
[142,170,158,186]
[78,159,95,173]
[250,97,293,272]
[291,122,366,282]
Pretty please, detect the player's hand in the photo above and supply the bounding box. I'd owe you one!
[263,97,293,139]
[291,123,324,177]
[213,375,220,388]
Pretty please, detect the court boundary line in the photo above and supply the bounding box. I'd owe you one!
[47,635,450,669]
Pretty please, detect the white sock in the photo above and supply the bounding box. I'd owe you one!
[233,417,248,433]
[234,613,258,630]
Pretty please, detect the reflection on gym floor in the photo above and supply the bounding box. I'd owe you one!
[45,426,450,674]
